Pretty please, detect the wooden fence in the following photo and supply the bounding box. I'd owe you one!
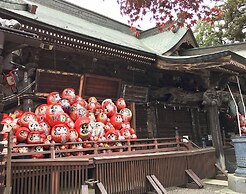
[94,148,216,194]
[10,137,196,160]
[11,158,89,194]
[6,137,214,194]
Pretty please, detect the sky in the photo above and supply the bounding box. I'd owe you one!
[64,0,156,30]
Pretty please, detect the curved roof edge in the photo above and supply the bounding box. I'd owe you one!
[157,50,245,65]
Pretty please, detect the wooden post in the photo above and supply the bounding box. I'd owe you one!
[175,127,180,151]
[129,103,136,131]
[93,142,98,155]
[154,139,158,150]
[5,130,13,194]
[147,103,157,138]
[190,108,199,143]
[50,144,55,159]
[127,140,131,152]
[203,90,226,170]
[22,68,36,112]
[0,31,7,193]
[51,167,59,194]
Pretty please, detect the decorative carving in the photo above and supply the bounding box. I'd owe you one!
[202,90,230,107]
[151,87,203,104]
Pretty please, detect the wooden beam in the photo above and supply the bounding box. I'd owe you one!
[215,163,228,178]
[151,175,168,194]
[146,175,163,194]
[96,182,107,194]
[81,185,89,194]
[156,57,231,71]
[185,169,203,188]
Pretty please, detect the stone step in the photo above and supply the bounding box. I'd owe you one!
[203,178,228,186]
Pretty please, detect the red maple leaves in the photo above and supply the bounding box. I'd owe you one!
[117,0,223,31]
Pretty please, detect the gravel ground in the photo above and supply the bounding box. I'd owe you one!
[90,185,242,194]
[89,179,244,194]
[166,185,237,194]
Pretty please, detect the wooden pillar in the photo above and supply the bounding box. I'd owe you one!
[22,68,36,112]
[203,90,226,170]
[129,102,136,130]
[146,103,157,138]
[190,108,198,143]
[0,31,6,193]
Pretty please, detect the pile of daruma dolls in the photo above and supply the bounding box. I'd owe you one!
[1,88,137,158]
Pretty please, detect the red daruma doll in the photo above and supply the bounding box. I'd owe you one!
[120,108,132,122]
[62,88,76,104]
[116,98,126,110]
[75,117,91,140]
[51,124,70,143]
[102,101,117,117]
[15,127,30,143]
[110,113,123,130]
[19,112,37,127]
[27,131,42,144]
[47,92,61,105]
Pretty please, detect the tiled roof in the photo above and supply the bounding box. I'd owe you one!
[0,0,195,55]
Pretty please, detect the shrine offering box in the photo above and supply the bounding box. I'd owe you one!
[79,73,122,100]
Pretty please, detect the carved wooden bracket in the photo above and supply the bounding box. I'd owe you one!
[202,90,231,107]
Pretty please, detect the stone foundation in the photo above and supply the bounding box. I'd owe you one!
[228,174,246,193]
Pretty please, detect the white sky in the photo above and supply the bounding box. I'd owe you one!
[64,0,156,30]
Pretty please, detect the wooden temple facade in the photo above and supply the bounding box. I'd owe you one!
[0,0,246,193]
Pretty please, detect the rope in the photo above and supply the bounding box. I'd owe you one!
[227,84,241,136]
[2,81,36,102]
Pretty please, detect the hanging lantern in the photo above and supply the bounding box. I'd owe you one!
[4,71,16,87]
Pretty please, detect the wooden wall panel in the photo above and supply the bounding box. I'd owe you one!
[156,105,193,138]
[35,69,81,95]
[198,111,210,137]
[122,84,149,102]
[135,103,149,138]
[80,73,121,100]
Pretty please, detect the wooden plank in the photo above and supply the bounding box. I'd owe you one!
[96,182,108,194]
[81,73,122,100]
[0,114,3,121]
[151,175,168,194]
[0,154,4,161]
[215,163,228,178]
[0,133,3,141]
[0,175,4,184]
[0,164,4,173]
[146,175,162,194]
[0,75,4,84]
[122,84,149,102]
[0,104,3,113]
[185,169,203,188]
[81,185,89,194]
[35,69,81,94]
[129,102,136,131]
[0,145,3,153]
[0,186,5,194]
[78,75,84,97]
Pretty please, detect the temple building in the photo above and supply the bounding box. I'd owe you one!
[0,0,246,193]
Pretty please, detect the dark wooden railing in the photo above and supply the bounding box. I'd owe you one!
[94,148,216,194]
[11,137,196,160]
[11,158,89,194]
[6,137,214,194]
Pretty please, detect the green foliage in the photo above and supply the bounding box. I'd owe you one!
[194,0,246,46]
